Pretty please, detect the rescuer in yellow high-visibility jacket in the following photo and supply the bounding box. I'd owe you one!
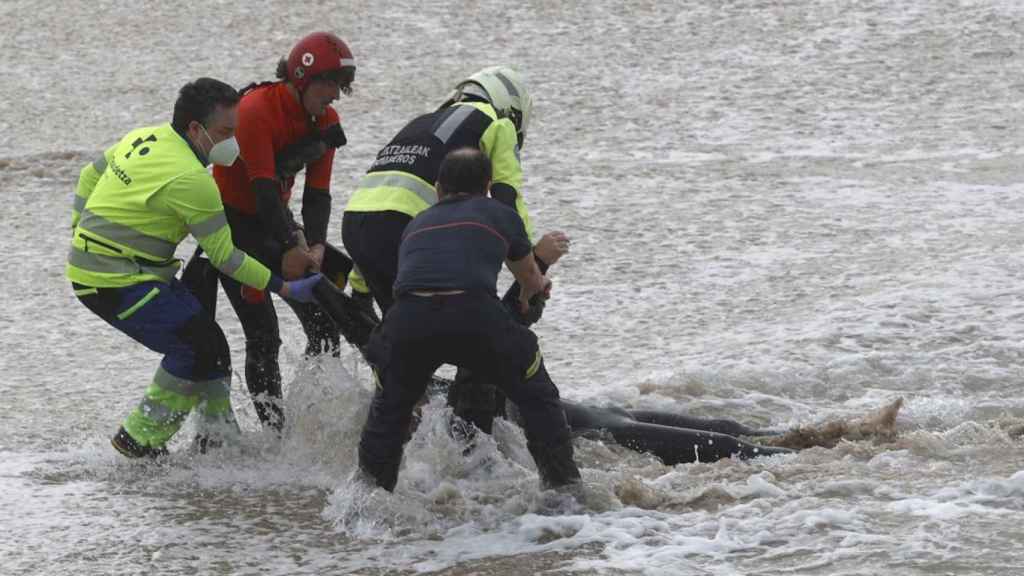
[342,66,574,314]
[68,78,322,458]
[340,67,570,439]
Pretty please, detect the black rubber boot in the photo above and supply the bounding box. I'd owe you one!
[243,338,284,433]
[448,369,499,435]
[111,427,169,459]
[527,439,582,490]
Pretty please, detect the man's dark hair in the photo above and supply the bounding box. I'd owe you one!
[172,78,240,132]
[436,148,492,197]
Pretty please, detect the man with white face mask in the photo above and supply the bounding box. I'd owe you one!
[67,77,323,458]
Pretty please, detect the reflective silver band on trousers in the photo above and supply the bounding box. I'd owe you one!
[154,366,230,398]
[138,397,188,425]
[358,172,438,206]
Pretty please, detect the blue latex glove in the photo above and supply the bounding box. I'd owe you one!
[285,273,324,304]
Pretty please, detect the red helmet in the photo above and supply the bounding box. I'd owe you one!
[286,32,356,92]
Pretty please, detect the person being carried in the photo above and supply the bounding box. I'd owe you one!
[357,148,581,491]
[68,78,322,458]
[314,281,794,466]
[210,32,355,432]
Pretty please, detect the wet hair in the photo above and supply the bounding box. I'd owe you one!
[171,78,239,132]
[275,58,289,81]
[436,148,492,197]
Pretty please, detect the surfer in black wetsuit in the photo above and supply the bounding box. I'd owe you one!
[288,144,792,467]
[548,400,788,464]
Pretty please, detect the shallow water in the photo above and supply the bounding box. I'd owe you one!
[2,0,1023,574]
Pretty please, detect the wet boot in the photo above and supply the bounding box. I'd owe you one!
[448,368,498,435]
[251,396,284,433]
[446,370,504,455]
[527,439,582,490]
[357,444,402,492]
[244,339,285,433]
[111,427,168,459]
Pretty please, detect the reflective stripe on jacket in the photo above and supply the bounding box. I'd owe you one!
[67,123,271,289]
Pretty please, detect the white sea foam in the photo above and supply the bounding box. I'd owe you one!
[4,0,1024,573]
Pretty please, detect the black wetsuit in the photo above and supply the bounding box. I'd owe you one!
[555,402,786,464]
[208,82,345,433]
[313,247,792,467]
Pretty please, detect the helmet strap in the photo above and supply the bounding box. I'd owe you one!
[288,81,318,125]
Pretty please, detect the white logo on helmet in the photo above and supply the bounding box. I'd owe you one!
[302,52,315,66]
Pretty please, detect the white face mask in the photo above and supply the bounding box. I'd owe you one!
[199,124,240,167]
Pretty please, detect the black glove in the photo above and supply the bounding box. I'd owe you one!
[501,284,546,327]
[311,278,378,349]
[320,123,347,148]
[499,252,551,326]
[274,124,346,180]
[275,137,326,180]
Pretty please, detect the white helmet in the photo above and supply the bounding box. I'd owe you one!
[453,66,532,148]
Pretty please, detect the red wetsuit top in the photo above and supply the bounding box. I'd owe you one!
[214,82,339,215]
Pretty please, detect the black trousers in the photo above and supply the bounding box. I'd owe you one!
[342,210,537,433]
[358,292,581,492]
[219,273,339,430]
[341,210,411,313]
[218,208,340,431]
